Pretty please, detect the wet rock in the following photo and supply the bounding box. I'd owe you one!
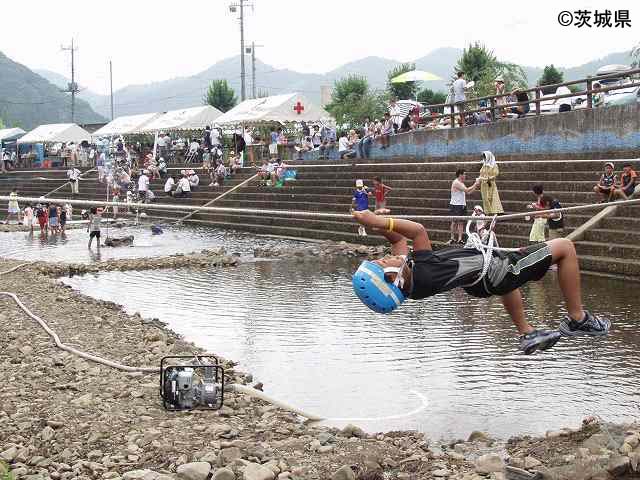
[475,453,505,474]
[467,431,491,443]
[341,424,366,438]
[176,462,211,480]
[331,465,355,480]
[212,468,235,480]
[583,433,612,453]
[608,456,630,476]
[242,462,274,480]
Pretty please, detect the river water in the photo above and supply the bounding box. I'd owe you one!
[0,224,301,263]
[59,257,640,440]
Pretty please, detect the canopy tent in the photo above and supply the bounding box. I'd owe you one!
[18,123,91,144]
[0,127,26,142]
[215,93,333,126]
[136,105,223,133]
[92,112,162,137]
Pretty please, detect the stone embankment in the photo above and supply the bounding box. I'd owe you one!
[1,246,640,480]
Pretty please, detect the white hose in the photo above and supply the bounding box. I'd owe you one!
[229,384,325,421]
[0,264,156,373]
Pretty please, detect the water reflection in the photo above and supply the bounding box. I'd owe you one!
[62,259,639,439]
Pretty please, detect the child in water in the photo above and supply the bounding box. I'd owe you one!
[350,210,610,354]
[87,207,102,249]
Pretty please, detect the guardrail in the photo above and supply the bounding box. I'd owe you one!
[421,67,640,127]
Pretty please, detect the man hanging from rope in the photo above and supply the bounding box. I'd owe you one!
[351,210,610,354]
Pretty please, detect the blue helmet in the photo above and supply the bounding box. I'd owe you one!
[352,261,406,314]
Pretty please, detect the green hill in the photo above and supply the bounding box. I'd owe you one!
[0,51,106,130]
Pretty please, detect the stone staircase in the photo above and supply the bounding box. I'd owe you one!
[1,159,639,278]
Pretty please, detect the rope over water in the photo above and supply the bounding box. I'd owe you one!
[2,195,639,222]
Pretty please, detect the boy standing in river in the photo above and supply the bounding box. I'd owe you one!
[87,207,102,249]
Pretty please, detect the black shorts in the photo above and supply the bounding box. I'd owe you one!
[623,185,635,197]
[89,231,101,240]
[464,243,553,298]
[449,204,467,216]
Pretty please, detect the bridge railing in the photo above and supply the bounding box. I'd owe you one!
[420,67,640,127]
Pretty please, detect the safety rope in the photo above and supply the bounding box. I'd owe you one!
[2,195,639,223]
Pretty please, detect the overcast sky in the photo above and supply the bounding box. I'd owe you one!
[1,0,637,94]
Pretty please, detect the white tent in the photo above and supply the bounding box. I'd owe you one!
[215,93,333,126]
[0,127,26,141]
[136,105,223,133]
[18,123,91,144]
[92,112,162,137]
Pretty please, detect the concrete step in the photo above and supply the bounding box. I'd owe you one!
[575,240,640,259]
[287,178,601,190]
[231,185,599,203]
[216,193,584,211]
[289,157,633,170]
[579,255,640,277]
[583,228,640,244]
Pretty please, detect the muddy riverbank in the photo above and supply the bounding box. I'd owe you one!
[1,254,639,480]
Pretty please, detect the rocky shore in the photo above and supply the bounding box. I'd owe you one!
[1,251,640,480]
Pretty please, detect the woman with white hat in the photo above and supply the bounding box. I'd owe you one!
[478,151,504,215]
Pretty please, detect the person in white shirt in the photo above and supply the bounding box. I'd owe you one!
[210,128,221,147]
[188,171,200,189]
[452,71,469,127]
[189,139,200,153]
[449,167,480,244]
[138,170,150,203]
[554,85,572,112]
[338,133,356,159]
[175,175,191,198]
[164,176,175,196]
[67,167,81,196]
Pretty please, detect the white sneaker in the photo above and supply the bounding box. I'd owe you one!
[208,183,215,187]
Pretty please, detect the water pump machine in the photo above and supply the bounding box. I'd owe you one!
[160,355,225,410]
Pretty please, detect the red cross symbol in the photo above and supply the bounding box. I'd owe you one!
[293,101,304,114]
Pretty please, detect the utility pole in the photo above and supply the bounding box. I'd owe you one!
[229,0,253,102]
[109,60,114,120]
[246,42,263,99]
[61,38,79,123]
[240,0,246,101]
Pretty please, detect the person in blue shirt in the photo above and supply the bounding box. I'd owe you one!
[351,179,371,236]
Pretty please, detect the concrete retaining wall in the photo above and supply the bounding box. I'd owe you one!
[301,103,640,162]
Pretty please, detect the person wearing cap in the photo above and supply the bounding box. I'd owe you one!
[593,162,618,202]
[351,179,371,236]
[350,209,611,355]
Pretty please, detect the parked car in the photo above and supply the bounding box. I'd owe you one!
[594,64,637,106]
